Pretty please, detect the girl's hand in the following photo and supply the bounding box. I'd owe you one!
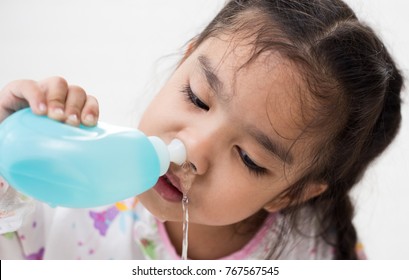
[0,77,99,126]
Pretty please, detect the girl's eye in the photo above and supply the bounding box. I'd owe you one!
[238,147,267,177]
[182,84,209,111]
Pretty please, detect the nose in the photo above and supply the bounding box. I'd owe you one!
[177,124,224,175]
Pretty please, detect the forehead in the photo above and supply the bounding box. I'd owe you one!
[191,36,309,144]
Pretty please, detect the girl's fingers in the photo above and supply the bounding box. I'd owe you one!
[80,95,99,126]
[0,80,47,122]
[40,77,69,121]
[0,79,47,115]
[64,85,87,126]
[1,77,100,127]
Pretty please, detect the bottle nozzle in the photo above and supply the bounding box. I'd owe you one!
[148,137,186,175]
[168,139,186,165]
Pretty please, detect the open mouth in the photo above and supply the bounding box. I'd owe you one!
[153,172,183,202]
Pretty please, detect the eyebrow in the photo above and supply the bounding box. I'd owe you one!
[197,55,293,165]
[198,55,223,96]
[247,127,294,164]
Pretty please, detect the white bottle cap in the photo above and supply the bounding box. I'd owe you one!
[148,137,186,175]
[167,139,187,166]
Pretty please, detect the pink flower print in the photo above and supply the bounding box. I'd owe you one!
[25,247,45,260]
[89,206,119,236]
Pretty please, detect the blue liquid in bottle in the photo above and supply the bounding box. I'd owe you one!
[0,108,186,208]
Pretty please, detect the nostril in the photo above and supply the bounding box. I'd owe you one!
[189,162,198,174]
[181,161,197,174]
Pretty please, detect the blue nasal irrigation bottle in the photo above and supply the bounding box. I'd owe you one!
[0,108,186,208]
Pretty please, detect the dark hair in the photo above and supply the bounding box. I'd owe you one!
[186,0,403,259]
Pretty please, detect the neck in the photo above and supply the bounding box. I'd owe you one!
[165,213,267,259]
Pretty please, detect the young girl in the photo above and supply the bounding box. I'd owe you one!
[0,0,403,259]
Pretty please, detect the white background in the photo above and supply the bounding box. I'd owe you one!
[0,0,407,259]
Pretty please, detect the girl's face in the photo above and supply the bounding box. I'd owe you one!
[138,36,312,226]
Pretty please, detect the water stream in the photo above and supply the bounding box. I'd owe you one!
[181,194,189,260]
[179,162,194,260]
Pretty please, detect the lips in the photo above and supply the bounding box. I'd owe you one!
[153,171,183,202]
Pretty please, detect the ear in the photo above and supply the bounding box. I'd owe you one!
[263,182,328,213]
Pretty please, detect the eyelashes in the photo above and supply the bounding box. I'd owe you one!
[237,147,268,176]
[181,84,209,111]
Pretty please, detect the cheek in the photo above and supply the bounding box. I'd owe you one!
[138,91,176,135]
[187,169,282,226]
[188,190,266,226]
[138,73,190,138]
